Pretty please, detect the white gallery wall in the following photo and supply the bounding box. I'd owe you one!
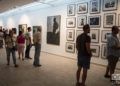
[0,0,120,68]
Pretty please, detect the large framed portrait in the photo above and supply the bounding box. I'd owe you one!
[88,15,101,28]
[67,4,75,16]
[103,0,118,11]
[91,45,100,57]
[90,29,99,43]
[66,29,75,41]
[66,42,75,53]
[101,44,107,59]
[77,15,87,28]
[103,13,116,28]
[77,2,88,14]
[47,15,61,45]
[18,24,27,34]
[101,30,111,43]
[90,0,101,14]
[76,30,83,38]
[66,17,76,28]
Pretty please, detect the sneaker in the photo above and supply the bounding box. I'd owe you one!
[33,64,42,67]
[14,64,18,68]
[104,74,111,78]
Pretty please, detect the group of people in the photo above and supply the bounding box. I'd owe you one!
[76,24,120,86]
[0,26,42,68]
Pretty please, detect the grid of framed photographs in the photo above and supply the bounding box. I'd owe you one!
[65,0,119,58]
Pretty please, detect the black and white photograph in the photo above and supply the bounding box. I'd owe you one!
[77,3,88,14]
[77,15,87,28]
[66,29,75,41]
[90,0,101,14]
[101,44,107,59]
[91,45,100,57]
[47,15,61,45]
[19,24,27,34]
[103,0,118,11]
[66,17,76,28]
[88,15,101,28]
[101,30,111,43]
[67,4,75,16]
[33,26,41,35]
[104,13,116,28]
[90,29,99,43]
[66,42,75,53]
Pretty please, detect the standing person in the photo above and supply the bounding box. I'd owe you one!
[33,26,42,67]
[76,24,92,86]
[25,27,32,59]
[104,26,120,80]
[17,31,25,60]
[0,29,3,48]
[5,30,18,67]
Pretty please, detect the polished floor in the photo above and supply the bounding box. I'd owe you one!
[0,48,119,86]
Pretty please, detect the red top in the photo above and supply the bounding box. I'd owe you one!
[17,35,25,44]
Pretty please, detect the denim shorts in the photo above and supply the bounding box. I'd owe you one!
[77,55,91,69]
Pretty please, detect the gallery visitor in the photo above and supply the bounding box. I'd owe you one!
[104,26,120,81]
[17,31,25,60]
[76,24,92,86]
[5,30,18,67]
[33,26,42,67]
[25,27,32,59]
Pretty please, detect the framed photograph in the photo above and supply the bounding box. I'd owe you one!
[66,17,76,28]
[90,29,99,43]
[77,15,87,28]
[47,15,61,45]
[66,29,75,41]
[77,3,88,14]
[76,30,83,38]
[101,30,111,43]
[33,26,41,35]
[90,0,101,14]
[104,13,116,28]
[66,42,75,53]
[0,26,2,30]
[67,4,75,16]
[88,15,101,28]
[91,45,100,57]
[18,24,27,34]
[101,44,107,59]
[103,0,118,11]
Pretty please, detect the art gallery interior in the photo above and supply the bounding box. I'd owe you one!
[0,0,120,86]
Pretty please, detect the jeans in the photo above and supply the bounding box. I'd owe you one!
[33,43,41,65]
[25,44,31,58]
[6,47,16,64]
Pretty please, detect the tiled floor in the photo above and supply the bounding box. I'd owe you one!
[0,48,119,86]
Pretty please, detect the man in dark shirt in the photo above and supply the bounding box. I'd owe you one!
[76,24,92,86]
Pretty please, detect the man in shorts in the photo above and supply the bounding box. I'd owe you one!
[76,24,92,86]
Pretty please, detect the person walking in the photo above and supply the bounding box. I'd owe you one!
[33,26,42,67]
[76,24,92,86]
[104,26,120,80]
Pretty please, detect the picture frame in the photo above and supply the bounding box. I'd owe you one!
[66,17,76,28]
[90,29,99,43]
[0,26,2,30]
[103,0,118,11]
[88,15,101,28]
[76,30,83,38]
[67,4,75,16]
[91,45,100,57]
[66,29,75,41]
[33,26,41,35]
[66,42,75,53]
[77,15,87,28]
[90,0,101,14]
[104,13,116,28]
[101,44,107,59]
[18,24,27,34]
[101,30,111,43]
[77,2,88,14]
